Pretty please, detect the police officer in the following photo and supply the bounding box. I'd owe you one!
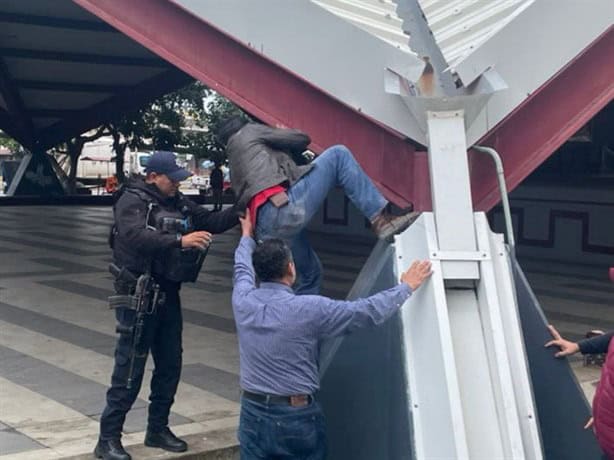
[95,152,238,460]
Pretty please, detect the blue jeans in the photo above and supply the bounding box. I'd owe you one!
[256,145,387,294]
[238,397,327,460]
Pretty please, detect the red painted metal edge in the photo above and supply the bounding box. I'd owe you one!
[471,26,614,211]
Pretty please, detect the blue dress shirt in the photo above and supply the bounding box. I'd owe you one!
[232,236,412,395]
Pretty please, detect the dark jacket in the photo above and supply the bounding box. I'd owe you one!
[112,179,238,280]
[579,332,614,354]
[226,123,313,210]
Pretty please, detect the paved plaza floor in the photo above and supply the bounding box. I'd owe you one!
[0,205,610,458]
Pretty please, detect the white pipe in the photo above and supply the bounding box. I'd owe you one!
[472,145,516,254]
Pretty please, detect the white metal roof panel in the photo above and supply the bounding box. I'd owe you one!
[312,0,412,52]
[313,0,533,71]
[420,0,533,68]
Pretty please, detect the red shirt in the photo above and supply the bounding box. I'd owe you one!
[248,185,286,226]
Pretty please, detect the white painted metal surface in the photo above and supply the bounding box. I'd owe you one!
[312,0,533,69]
[172,0,428,144]
[176,0,612,148]
[418,0,532,68]
[426,110,478,279]
[395,213,469,459]
[486,219,544,457]
[392,106,541,458]
[459,0,614,144]
[394,213,543,459]
[313,0,412,52]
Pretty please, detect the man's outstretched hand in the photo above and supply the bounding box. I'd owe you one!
[545,324,580,357]
[401,260,432,291]
[239,209,253,238]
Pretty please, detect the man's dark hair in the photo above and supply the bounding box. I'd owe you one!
[216,116,248,146]
[252,239,293,282]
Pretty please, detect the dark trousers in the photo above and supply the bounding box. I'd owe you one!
[99,290,183,440]
[212,188,223,211]
[238,397,327,460]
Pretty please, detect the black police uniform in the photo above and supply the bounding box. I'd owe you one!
[99,179,238,442]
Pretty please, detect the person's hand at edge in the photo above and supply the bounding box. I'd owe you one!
[400,260,432,291]
[545,324,580,357]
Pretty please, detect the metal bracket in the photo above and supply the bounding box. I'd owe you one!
[430,251,490,261]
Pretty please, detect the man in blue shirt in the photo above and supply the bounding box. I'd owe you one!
[232,210,432,459]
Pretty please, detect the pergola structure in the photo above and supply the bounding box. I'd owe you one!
[0,0,191,154]
[0,2,612,458]
[0,0,611,205]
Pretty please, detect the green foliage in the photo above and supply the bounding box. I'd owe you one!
[195,94,249,164]
[0,131,25,157]
[48,80,248,184]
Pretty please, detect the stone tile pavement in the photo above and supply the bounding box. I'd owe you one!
[0,205,369,459]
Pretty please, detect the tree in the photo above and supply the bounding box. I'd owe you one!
[46,81,249,190]
[196,93,249,165]
[53,126,109,193]
[0,131,26,158]
[108,81,212,182]
[107,108,149,183]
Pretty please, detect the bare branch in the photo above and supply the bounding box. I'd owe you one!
[80,125,109,143]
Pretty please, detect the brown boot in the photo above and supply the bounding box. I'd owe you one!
[371,210,421,240]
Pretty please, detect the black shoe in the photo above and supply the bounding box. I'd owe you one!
[144,427,188,453]
[94,439,132,460]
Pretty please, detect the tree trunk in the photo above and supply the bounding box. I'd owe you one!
[66,138,85,194]
[111,131,127,183]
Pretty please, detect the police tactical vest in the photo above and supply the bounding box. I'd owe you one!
[151,204,207,283]
[110,186,206,283]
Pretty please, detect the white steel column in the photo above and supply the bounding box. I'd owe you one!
[426,110,478,280]
[393,108,542,459]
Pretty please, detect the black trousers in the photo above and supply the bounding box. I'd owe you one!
[99,289,183,440]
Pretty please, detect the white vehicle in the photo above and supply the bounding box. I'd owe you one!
[191,175,210,192]
[128,151,152,176]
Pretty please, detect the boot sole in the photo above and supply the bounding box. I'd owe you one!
[377,212,421,241]
[144,439,188,453]
[94,444,131,460]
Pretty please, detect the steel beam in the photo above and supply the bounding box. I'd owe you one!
[0,107,31,149]
[471,26,614,211]
[0,56,34,149]
[0,47,170,67]
[0,11,117,32]
[15,80,129,93]
[36,68,192,150]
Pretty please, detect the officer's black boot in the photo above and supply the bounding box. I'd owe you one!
[144,427,188,452]
[94,439,132,460]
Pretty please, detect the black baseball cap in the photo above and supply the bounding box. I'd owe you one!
[145,151,191,182]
